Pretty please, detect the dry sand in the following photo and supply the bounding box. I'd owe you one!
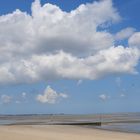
[0,125,140,140]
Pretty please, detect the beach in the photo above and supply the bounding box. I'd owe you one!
[0,125,140,140]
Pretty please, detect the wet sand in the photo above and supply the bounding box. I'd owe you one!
[0,125,140,140]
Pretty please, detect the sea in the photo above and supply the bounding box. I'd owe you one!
[0,113,140,133]
[100,122,140,133]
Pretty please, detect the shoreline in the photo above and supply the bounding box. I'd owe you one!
[0,125,140,140]
[85,125,140,135]
[1,120,140,134]
[1,121,140,134]
[3,123,140,134]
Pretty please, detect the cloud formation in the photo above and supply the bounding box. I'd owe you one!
[36,86,68,104]
[115,27,135,41]
[0,0,139,84]
[22,92,27,98]
[99,94,110,101]
[120,94,125,98]
[1,95,12,104]
[129,32,140,48]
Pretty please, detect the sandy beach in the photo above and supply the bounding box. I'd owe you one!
[0,125,140,140]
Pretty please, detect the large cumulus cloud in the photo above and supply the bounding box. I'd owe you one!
[0,0,139,84]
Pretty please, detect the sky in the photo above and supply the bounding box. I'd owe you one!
[0,0,140,114]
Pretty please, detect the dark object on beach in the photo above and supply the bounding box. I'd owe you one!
[51,122,102,126]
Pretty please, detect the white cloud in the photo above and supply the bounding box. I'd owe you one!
[0,46,139,84]
[0,0,139,85]
[0,0,119,58]
[120,94,125,98]
[1,95,12,104]
[22,92,26,98]
[115,27,135,41]
[129,32,140,48]
[99,94,110,101]
[59,93,68,98]
[36,85,68,104]
[15,100,21,104]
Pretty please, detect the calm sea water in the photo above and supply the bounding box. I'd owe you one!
[100,123,140,133]
[0,120,16,125]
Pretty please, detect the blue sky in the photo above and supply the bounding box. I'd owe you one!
[0,0,140,114]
